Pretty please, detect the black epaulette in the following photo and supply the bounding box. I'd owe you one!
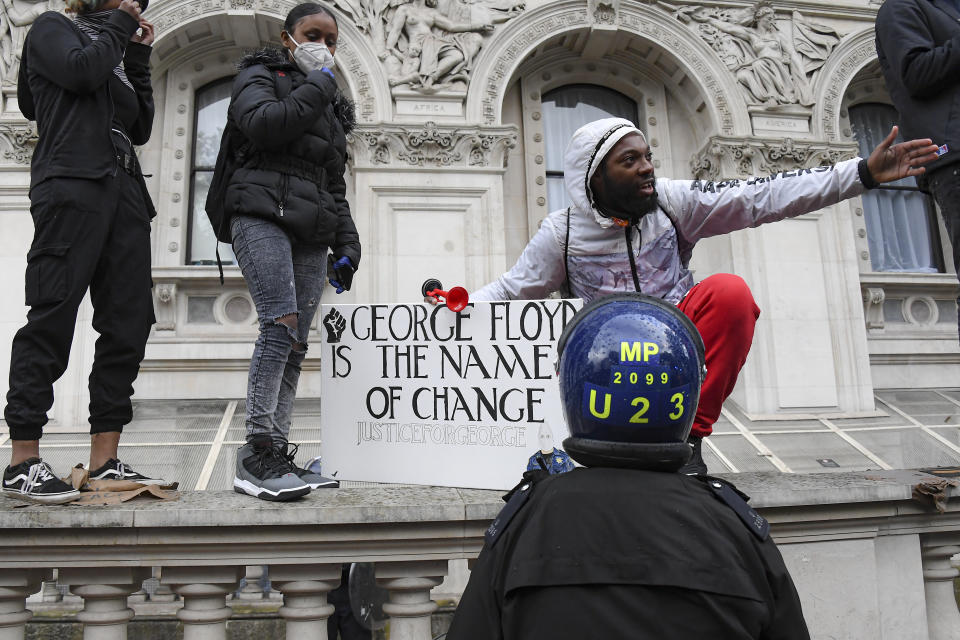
[484,471,545,548]
[702,476,770,541]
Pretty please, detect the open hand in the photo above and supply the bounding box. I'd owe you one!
[131,20,154,45]
[867,126,940,184]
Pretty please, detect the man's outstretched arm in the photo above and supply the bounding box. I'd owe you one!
[471,215,567,301]
[659,127,938,243]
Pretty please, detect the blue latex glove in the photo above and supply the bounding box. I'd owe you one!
[328,255,355,294]
[321,67,335,79]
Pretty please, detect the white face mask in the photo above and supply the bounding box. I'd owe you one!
[289,34,335,74]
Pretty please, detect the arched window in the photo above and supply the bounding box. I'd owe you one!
[541,85,642,211]
[187,78,235,265]
[849,103,942,273]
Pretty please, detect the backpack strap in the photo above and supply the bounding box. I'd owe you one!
[563,207,572,298]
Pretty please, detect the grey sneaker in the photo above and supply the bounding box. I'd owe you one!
[280,444,339,489]
[2,458,80,505]
[234,438,310,501]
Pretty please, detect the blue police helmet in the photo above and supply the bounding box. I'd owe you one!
[557,293,706,471]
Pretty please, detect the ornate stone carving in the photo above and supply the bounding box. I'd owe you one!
[590,0,617,25]
[479,7,590,125]
[690,135,858,180]
[821,39,876,141]
[154,283,177,331]
[863,287,885,330]
[348,121,517,168]
[616,8,737,135]
[375,0,524,92]
[0,120,37,164]
[674,1,840,109]
[0,0,49,88]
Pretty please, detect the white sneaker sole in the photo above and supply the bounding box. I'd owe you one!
[233,477,310,502]
[1,487,80,505]
[89,475,167,486]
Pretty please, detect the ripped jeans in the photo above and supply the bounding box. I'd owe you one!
[231,215,327,445]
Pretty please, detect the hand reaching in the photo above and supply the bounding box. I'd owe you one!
[866,126,940,184]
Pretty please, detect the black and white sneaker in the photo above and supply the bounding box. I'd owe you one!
[88,458,167,486]
[2,458,80,505]
[280,443,339,489]
[234,438,311,501]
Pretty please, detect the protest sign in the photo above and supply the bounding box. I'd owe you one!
[319,299,582,489]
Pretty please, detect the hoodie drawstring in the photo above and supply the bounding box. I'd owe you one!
[625,226,642,293]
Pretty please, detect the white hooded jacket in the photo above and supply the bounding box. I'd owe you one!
[472,118,868,305]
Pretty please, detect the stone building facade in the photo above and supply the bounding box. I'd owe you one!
[0,0,956,430]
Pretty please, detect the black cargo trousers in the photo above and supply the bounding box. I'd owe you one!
[4,166,155,441]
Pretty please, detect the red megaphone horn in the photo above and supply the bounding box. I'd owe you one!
[422,278,470,312]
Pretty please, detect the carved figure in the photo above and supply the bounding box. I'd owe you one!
[380,0,494,90]
[0,0,48,86]
[677,2,838,108]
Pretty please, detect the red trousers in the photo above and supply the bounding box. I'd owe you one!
[676,274,760,438]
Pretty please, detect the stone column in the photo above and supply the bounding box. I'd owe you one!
[922,544,960,640]
[235,566,264,601]
[270,564,341,640]
[0,569,49,640]
[59,567,150,640]
[161,566,242,640]
[376,561,447,640]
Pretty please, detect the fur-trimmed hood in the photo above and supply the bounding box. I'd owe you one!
[237,47,356,135]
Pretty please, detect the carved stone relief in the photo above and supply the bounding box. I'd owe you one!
[0,120,36,164]
[0,0,55,87]
[674,1,840,109]
[348,120,517,167]
[332,0,523,93]
[690,135,858,180]
[821,39,877,141]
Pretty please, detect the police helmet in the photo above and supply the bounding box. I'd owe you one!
[557,293,706,471]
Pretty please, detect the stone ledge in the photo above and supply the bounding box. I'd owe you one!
[1,470,955,531]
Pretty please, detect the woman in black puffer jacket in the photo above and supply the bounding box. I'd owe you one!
[226,2,359,501]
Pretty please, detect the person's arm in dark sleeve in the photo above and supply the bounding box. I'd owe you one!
[230,66,338,149]
[27,11,139,94]
[876,1,960,98]
[759,541,811,640]
[445,549,504,640]
[123,42,154,145]
[327,169,361,269]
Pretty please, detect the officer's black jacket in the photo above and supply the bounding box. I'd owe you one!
[447,467,809,640]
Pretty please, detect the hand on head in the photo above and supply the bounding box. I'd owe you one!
[867,125,940,184]
[131,19,154,44]
[118,0,141,20]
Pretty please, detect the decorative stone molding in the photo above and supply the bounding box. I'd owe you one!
[348,121,517,168]
[0,120,36,164]
[690,135,858,180]
[590,0,617,25]
[467,2,747,133]
[148,0,384,123]
[863,287,885,331]
[815,29,878,141]
[154,283,177,332]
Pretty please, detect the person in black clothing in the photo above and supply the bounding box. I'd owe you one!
[446,293,809,640]
[218,3,361,501]
[875,0,960,338]
[2,0,164,504]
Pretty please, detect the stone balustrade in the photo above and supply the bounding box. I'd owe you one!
[2,471,960,640]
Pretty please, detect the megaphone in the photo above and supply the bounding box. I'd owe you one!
[421,278,469,312]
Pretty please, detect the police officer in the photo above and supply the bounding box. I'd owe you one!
[445,293,809,639]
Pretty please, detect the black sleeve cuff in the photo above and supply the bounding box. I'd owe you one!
[858,158,879,190]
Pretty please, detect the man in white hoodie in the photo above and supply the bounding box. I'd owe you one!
[465,118,937,473]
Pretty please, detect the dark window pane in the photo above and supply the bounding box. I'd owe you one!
[849,103,941,273]
[542,85,641,210]
[188,78,235,265]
